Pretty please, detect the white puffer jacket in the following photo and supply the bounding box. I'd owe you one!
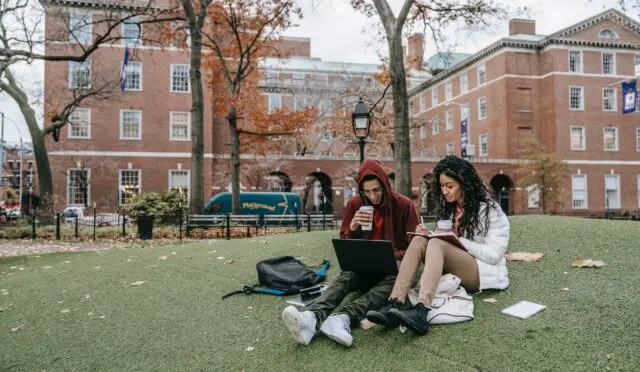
[457,202,510,291]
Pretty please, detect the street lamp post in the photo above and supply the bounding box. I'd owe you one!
[351,96,372,164]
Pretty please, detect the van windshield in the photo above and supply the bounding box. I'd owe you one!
[209,202,222,214]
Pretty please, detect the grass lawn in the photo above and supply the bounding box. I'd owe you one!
[1,216,639,371]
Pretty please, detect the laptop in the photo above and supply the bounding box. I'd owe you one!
[331,239,398,275]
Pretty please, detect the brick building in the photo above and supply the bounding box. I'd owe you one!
[42,5,640,215]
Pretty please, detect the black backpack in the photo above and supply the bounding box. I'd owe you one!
[222,256,330,299]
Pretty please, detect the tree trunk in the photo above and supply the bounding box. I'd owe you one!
[227,107,241,214]
[0,73,54,214]
[188,19,205,215]
[388,33,412,198]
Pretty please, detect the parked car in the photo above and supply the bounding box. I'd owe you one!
[62,206,130,226]
[204,192,302,216]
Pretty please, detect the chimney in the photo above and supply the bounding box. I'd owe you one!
[509,19,536,36]
[406,33,424,70]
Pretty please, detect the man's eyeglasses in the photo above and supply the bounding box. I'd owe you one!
[362,187,383,196]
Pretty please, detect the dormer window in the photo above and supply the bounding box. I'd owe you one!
[597,28,619,40]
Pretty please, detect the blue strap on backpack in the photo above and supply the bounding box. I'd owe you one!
[222,257,330,299]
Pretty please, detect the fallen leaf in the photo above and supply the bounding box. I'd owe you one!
[246,346,255,352]
[88,312,94,316]
[561,288,570,291]
[61,309,70,313]
[359,319,376,330]
[571,258,605,268]
[99,315,106,319]
[506,252,544,262]
[129,281,147,286]
[563,271,568,275]
[483,298,498,303]
[85,294,91,299]
[224,260,234,265]
[11,324,25,332]
[43,266,52,269]
[606,354,613,360]
[94,266,101,269]
[216,256,225,260]
[63,261,71,264]
[171,252,177,255]
[1,289,8,295]
[158,256,168,260]
[247,306,253,310]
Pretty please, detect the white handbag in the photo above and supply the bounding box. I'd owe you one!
[408,274,475,325]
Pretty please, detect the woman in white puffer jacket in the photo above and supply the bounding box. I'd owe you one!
[366,155,510,335]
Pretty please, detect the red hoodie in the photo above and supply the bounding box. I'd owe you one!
[339,159,420,260]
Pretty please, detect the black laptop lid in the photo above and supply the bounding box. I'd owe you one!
[331,239,398,275]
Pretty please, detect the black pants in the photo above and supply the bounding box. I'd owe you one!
[307,271,396,328]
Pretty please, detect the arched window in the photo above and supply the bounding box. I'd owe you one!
[597,28,619,39]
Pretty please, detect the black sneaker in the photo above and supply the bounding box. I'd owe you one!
[388,303,430,335]
[366,298,404,327]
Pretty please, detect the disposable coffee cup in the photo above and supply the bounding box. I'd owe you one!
[436,220,453,232]
[359,206,374,231]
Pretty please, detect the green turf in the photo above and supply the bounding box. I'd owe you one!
[1,216,639,371]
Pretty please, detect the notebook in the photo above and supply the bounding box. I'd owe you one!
[502,301,546,319]
[407,231,467,251]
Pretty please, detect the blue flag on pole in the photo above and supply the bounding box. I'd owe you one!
[119,46,130,92]
[622,80,637,114]
[460,119,468,158]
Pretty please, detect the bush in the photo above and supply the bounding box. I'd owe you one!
[122,191,187,223]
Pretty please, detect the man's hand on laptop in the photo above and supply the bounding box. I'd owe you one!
[350,211,373,231]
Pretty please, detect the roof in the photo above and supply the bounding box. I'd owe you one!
[410,8,640,95]
[261,57,380,75]
[425,52,472,70]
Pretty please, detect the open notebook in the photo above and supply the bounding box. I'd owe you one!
[407,231,467,251]
[502,301,546,319]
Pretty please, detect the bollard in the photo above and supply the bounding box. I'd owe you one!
[295,213,299,232]
[322,211,326,231]
[226,213,231,240]
[75,216,79,238]
[307,213,311,232]
[122,213,126,237]
[32,212,36,239]
[55,213,61,240]
[93,208,97,240]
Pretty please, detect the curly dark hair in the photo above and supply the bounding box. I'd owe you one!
[430,155,498,240]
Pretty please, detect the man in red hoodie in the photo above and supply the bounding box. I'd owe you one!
[282,159,419,347]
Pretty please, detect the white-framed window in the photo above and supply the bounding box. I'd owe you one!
[445,110,453,131]
[123,61,142,91]
[477,63,486,85]
[571,174,587,209]
[268,94,281,113]
[570,126,586,151]
[69,10,92,44]
[636,128,640,152]
[604,127,619,151]
[479,133,488,156]
[294,96,307,111]
[67,168,90,206]
[432,116,440,135]
[68,108,91,139]
[478,96,488,120]
[170,111,190,141]
[420,125,426,139]
[598,28,619,39]
[602,87,616,112]
[316,73,329,87]
[120,110,142,140]
[292,72,304,86]
[605,174,621,209]
[569,86,584,111]
[460,71,468,93]
[169,170,190,199]
[431,87,439,106]
[445,79,452,101]
[119,169,140,205]
[68,60,91,88]
[419,94,425,112]
[320,131,332,142]
[568,50,583,73]
[122,15,141,45]
[446,142,454,155]
[461,103,469,121]
[526,184,540,208]
[170,64,190,92]
[635,55,640,77]
[601,52,615,75]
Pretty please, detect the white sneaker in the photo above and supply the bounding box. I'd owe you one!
[319,313,353,347]
[282,306,317,345]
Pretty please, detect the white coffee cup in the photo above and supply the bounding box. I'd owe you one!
[436,220,453,232]
[359,206,374,231]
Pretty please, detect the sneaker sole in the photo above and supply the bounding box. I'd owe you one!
[388,309,429,335]
[282,307,312,345]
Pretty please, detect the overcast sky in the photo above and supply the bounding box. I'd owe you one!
[0,0,633,144]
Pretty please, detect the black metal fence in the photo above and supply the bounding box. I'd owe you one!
[1,209,639,241]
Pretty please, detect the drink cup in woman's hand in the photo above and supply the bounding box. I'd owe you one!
[436,220,453,233]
